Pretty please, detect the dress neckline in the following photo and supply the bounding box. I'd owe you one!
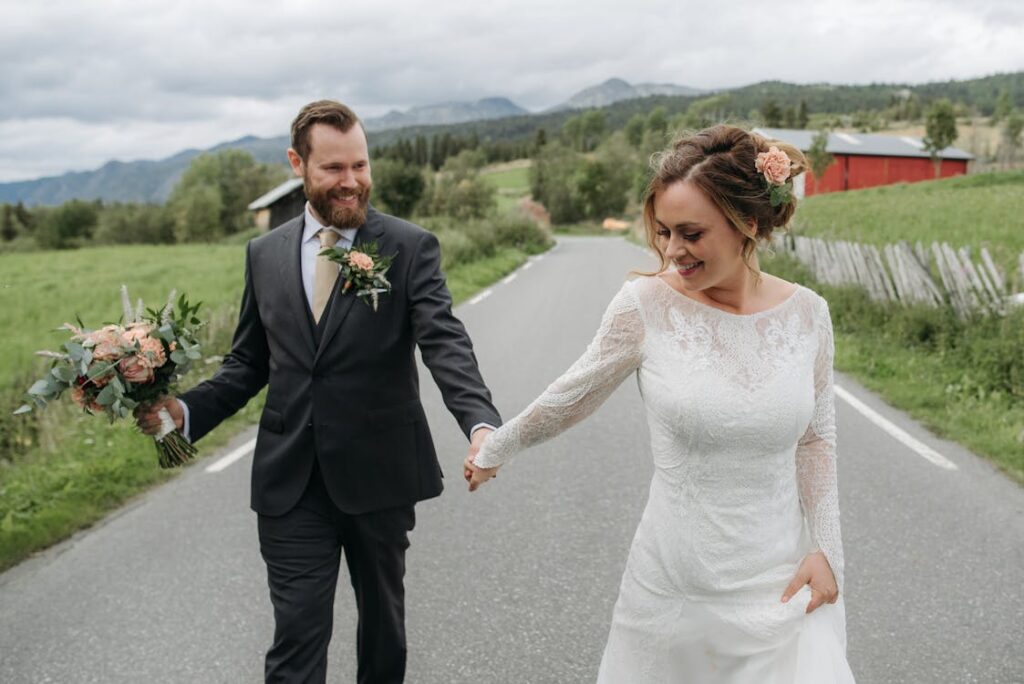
[652,275,803,320]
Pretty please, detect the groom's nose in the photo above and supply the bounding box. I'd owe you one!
[336,171,358,188]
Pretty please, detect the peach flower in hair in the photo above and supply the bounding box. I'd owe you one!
[755,146,792,185]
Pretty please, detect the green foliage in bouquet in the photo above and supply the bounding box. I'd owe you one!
[14,287,205,468]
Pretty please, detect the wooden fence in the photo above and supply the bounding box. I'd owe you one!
[779,235,1024,318]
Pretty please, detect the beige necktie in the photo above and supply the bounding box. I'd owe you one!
[312,229,340,323]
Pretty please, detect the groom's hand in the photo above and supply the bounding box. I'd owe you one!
[463,457,499,492]
[135,396,184,435]
[464,427,493,481]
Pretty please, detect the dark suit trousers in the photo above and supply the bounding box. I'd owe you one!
[258,461,416,684]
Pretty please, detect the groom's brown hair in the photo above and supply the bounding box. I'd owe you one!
[290,100,362,161]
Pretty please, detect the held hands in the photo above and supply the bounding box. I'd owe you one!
[781,550,839,614]
[134,396,184,436]
[464,427,499,492]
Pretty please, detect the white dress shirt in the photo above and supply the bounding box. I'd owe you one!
[179,203,494,441]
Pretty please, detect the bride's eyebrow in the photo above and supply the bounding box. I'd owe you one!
[656,219,706,231]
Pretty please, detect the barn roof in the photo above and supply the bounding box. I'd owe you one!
[753,128,974,161]
[248,177,304,210]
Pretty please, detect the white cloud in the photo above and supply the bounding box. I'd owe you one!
[0,0,1021,181]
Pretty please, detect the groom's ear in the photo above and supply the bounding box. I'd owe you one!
[286,148,305,177]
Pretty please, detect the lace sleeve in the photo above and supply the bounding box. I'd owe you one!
[795,296,845,591]
[473,282,643,468]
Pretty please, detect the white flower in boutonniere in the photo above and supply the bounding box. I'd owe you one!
[320,241,396,311]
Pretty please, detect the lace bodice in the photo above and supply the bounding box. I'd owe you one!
[474,276,844,589]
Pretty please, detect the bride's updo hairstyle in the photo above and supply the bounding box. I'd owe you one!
[642,124,807,275]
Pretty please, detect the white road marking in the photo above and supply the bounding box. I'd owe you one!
[522,261,533,270]
[502,273,518,285]
[205,438,257,473]
[835,385,958,470]
[469,289,493,305]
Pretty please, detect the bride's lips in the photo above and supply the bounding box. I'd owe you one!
[676,261,703,277]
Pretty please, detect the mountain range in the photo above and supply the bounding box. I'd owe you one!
[363,97,528,131]
[2,71,1021,206]
[0,77,711,206]
[548,78,704,111]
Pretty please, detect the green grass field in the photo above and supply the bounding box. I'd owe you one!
[0,231,548,572]
[0,245,248,381]
[792,170,1024,271]
[481,162,531,213]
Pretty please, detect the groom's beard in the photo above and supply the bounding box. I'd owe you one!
[305,176,371,229]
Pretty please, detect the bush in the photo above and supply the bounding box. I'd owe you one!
[420,214,553,272]
[34,200,100,249]
[94,203,176,245]
[372,158,426,217]
[420,151,497,220]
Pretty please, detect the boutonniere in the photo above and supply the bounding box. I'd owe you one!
[319,241,396,311]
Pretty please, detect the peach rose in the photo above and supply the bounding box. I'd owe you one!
[123,323,155,344]
[88,327,129,361]
[347,251,375,271]
[137,336,167,368]
[119,355,155,384]
[755,146,792,185]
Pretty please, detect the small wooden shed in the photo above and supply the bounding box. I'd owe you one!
[248,177,306,231]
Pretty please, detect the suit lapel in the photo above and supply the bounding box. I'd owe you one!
[314,207,386,363]
[277,216,317,358]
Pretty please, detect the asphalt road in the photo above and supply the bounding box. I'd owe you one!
[1,236,1022,683]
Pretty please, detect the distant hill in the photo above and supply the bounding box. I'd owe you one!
[364,97,528,131]
[0,135,292,206]
[3,72,1021,206]
[550,77,704,111]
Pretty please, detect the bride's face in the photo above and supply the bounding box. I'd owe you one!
[653,180,749,293]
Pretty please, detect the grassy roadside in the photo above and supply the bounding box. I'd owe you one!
[0,228,551,573]
[793,170,1024,272]
[763,251,1024,484]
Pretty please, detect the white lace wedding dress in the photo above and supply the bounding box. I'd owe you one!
[473,276,855,683]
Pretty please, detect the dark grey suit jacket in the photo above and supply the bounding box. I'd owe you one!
[180,207,501,516]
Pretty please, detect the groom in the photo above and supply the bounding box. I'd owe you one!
[138,100,501,683]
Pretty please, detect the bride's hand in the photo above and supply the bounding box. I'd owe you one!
[781,551,838,614]
[463,457,499,492]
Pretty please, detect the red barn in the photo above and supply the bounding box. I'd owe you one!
[754,128,973,197]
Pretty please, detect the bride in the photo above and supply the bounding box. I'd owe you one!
[465,125,856,683]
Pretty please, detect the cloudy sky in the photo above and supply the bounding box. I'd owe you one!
[1,0,1022,182]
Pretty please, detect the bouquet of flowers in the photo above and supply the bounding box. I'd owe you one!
[15,286,205,468]
[320,241,395,311]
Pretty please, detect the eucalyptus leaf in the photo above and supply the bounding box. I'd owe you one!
[88,362,116,379]
[96,383,116,406]
[170,350,189,365]
[28,379,51,396]
[51,366,76,383]
[65,342,85,362]
[13,404,32,415]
